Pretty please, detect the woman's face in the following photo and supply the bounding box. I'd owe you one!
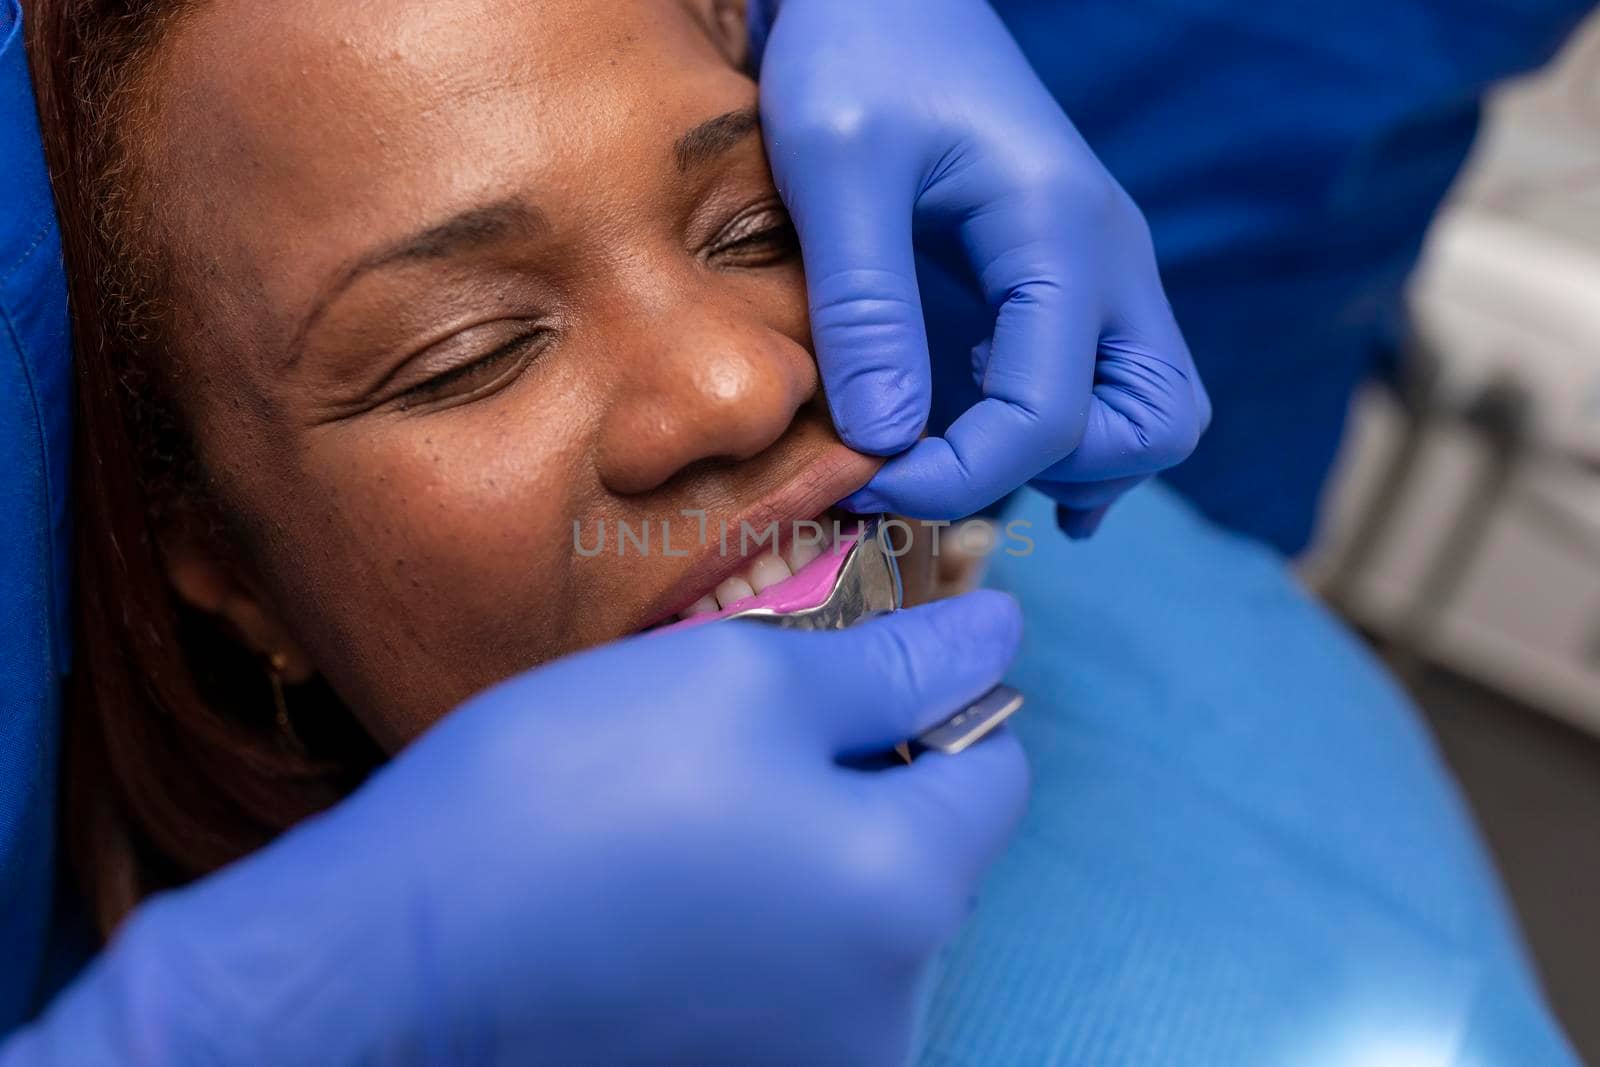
[149,0,902,748]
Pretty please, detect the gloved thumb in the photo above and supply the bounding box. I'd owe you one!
[763,108,932,456]
[799,590,1023,757]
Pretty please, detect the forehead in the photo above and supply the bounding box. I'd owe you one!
[150,0,744,340]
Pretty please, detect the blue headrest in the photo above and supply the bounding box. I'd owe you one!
[0,0,72,1028]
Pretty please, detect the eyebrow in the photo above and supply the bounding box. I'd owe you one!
[285,110,761,369]
[674,107,761,172]
[285,199,547,370]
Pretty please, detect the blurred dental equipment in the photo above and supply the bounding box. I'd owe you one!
[1311,17,1600,735]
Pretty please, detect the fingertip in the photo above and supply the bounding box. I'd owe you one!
[828,593,1023,753]
[1056,503,1111,540]
[835,420,922,458]
[957,588,1023,642]
[842,440,989,522]
[839,487,887,514]
[911,589,1023,662]
[818,353,930,455]
[829,391,928,458]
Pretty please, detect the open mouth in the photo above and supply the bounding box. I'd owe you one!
[652,508,869,633]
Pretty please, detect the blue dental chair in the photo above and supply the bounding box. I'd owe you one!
[0,0,73,1030]
[926,486,1582,1065]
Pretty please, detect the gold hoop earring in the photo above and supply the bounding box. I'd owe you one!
[267,652,305,750]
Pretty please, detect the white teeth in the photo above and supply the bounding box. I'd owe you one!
[713,576,756,609]
[684,594,721,618]
[785,537,823,573]
[677,518,845,620]
[747,554,793,593]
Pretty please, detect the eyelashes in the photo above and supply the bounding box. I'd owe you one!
[707,201,799,266]
[396,328,550,411]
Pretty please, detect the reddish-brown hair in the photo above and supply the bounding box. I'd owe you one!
[25,1,378,935]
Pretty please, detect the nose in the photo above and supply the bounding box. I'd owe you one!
[595,291,818,497]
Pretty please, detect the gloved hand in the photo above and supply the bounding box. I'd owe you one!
[752,0,1211,536]
[3,593,1028,1067]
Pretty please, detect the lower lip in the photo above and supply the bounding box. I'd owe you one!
[652,527,864,634]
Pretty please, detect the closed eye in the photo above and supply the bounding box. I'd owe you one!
[708,201,799,267]
[396,328,550,411]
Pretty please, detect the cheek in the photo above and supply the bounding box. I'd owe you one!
[267,384,610,746]
[702,254,810,355]
[758,261,812,351]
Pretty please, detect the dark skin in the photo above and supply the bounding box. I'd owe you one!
[148,0,953,750]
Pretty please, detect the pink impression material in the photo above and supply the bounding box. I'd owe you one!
[658,531,863,633]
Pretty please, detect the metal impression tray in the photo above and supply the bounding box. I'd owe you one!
[721,517,904,632]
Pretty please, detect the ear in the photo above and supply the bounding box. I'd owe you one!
[164,531,315,685]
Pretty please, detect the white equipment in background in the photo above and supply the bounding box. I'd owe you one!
[1307,18,1600,736]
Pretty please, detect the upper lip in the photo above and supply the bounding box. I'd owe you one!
[636,442,882,628]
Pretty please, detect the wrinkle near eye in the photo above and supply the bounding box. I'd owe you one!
[291,257,563,413]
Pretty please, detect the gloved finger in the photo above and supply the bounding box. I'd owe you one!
[867,728,1030,890]
[841,231,1105,517]
[1042,473,1149,540]
[1054,503,1113,541]
[767,129,932,456]
[1036,277,1206,482]
[798,590,1022,757]
[1034,474,1148,513]
[1040,345,1206,482]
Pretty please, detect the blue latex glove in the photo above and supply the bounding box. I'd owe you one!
[752,0,1211,535]
[2,594,1027,1067]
